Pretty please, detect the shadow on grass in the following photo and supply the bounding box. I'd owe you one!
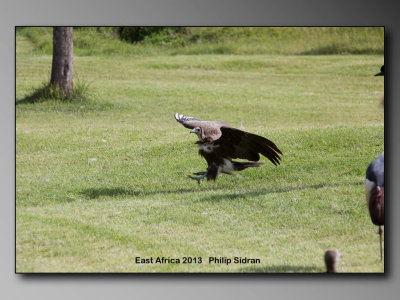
[16,84,51,105]
[238,264,321,273]
[79,182,362,202]
[198,182,363,202]
[80,186,224,200]
[16,80,116,111]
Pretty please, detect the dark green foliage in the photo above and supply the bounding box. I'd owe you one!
[117,27,188,43]
[118,27,165,43]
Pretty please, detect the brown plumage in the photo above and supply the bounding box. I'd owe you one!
[324,249,341,273]
[175,113,282,183]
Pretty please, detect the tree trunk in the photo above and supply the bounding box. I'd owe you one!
[50,27,74,97]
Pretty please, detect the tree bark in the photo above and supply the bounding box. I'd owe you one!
[50,27,74,97]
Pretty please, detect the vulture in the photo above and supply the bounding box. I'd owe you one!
[365,152,384,261]
[174,113,282,183]
[324,249,341,273]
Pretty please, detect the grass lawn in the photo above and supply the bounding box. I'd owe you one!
[16,37,384,272]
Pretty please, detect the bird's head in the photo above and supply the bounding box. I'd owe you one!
[324,249,341,273]
[190,127,202,140]
[375,65,384,76]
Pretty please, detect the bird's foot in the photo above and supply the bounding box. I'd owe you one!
[193,171,206,175]
[188,174,206,184]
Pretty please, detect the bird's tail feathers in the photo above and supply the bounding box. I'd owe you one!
[233,161,263,171]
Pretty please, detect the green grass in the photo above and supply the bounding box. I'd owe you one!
[16,28,384,273]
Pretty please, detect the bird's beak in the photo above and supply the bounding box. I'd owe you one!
[190,129,195,134]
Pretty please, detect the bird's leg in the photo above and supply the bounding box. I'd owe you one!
[188,174,206,184]
[379,225,383,261]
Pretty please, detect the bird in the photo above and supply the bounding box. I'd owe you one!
[324,249,341,273]
[364,65,385,261]
[174,113,282,183]
[375,65,384,76]
[365,152,384,261]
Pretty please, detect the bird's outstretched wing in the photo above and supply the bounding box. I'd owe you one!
[218,127,282,165]
[174,113,204,129]
[175,113,229,141]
